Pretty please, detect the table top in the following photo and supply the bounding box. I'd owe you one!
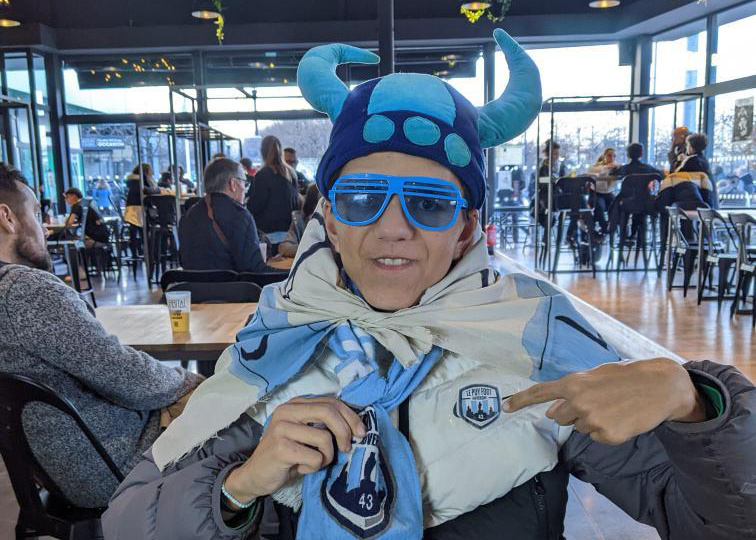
[96,303,257,355]
[267,256,293,270]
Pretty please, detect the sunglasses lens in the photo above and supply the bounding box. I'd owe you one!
[334,192,387,224]
[405,195,459,229]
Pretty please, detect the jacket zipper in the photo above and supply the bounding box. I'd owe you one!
[533,475,550,539]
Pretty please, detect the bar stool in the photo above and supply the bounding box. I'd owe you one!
[728,212,756,325]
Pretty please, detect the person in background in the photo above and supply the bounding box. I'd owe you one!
[675,132,718,209]
[531,139,566,230]
[240,157,257,187]
[124,164,162,260]
[92,178,114,216]
[613,143,663,178]
[284,147,311,194]
[158,171,173,189]
[667,126,689,173]
[179,158,274,273]
[177,166,195,192]
[608,143,663,239]
[0,163,202,508]
[246,135,301,250]
[57,187,110,247]
[588,148,618,236]
[278,183,322,258]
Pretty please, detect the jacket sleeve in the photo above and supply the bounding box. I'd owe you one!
[103,414,265,540]
[561,361,756,540]
[233,213,275,273]
[3,268,201,410]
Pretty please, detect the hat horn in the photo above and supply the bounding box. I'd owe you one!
[297,44,380,122]
[477,29,542,148]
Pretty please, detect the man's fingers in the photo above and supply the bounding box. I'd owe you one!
[279,439,328,473]
[276,422,336,466]
[548,400,580,427]
[288,397,365,437]
[277,401,363,452]
[503,381,565,413]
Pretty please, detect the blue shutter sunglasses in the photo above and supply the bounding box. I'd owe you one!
[328,174,468,232]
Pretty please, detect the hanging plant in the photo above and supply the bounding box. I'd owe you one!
[212,0,225,44]
[486,0,513,23]
[460,0,513,24]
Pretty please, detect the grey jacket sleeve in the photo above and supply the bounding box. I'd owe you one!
[561,361,756,539]
[103,414,265,539]
[3,267,201,410]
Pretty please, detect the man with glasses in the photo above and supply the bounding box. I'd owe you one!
[106,31,755,539]
[178,157,274,273]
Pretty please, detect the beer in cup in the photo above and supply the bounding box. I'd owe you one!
[166,291,191,333]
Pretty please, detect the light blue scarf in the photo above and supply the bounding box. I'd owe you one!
[232,288,441,539]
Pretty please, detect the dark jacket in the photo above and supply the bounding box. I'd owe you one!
[103,360,756,539]
[125,173,161,207]
[677,153,718,208]
[178,192,272,273]
[71,201,109,243]
[246,167,300,234]
[613,159,663,179]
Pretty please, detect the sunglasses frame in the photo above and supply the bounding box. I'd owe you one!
[329,174,468,232]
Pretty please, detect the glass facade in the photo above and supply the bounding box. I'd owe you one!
[714,3,756,84]
[650,19,707,96]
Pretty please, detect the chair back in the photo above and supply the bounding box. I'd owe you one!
[617,173,660,214]
[238,270,290,288]
[0,373,124,537]
[728,212,756,265]
[554,176,596,212]
[144,195,177,228]
[160,268,238,292]
[165,281,262,303]
[666,206,697,249]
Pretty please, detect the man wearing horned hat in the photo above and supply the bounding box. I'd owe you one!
[104,31,755,539]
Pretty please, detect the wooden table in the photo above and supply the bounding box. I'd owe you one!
[268,256,294,270]
[96,303,257,361]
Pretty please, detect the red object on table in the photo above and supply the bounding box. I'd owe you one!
[485,224,497,255]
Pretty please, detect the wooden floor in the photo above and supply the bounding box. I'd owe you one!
[501,247,754,381]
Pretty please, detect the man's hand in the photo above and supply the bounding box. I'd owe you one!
[224,396,366,505]
[503,359,708,445]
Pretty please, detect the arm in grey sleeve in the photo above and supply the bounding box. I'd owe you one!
[103,414,264,540]
[561,361,756,540]
[3,269,201,410]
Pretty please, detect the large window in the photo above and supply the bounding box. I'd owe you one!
[714,3,756,84]
[63,54,195,115]
[650,19,707,95]
[710,89,755,185]
[495,44,631,98]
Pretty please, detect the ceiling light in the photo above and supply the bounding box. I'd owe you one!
[0,18,20,27]
[589,0,620,8]
[192,10,220,20]
[461,2,491,10]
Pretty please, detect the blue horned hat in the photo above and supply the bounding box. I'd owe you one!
[297,29,542,210]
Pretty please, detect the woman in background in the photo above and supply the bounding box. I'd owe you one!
[123,164,164,259]
[588,148,618,235]
[278,183,322,258]
[246,135,301,251]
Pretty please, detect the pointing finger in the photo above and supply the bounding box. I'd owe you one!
[503,381,565,413]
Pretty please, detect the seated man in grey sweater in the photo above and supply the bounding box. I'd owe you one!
[0,163,203,508]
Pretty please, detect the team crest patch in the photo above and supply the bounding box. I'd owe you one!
[321,406,394,538]
[457,384,501,429]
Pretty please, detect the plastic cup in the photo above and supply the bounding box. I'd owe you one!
[166,291,191,333]
[259,242,268,262]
